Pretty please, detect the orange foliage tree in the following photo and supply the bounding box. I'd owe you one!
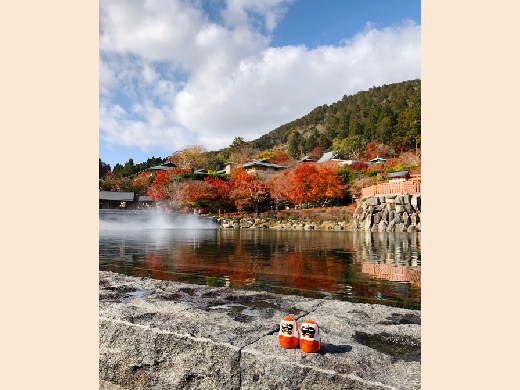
[287,163,346,207]
[269,151,289,165]
[267,172,293,210]
[147,168,191,209]
[187,177,235,211]
[132,172,153,195]
[230,169,270,213]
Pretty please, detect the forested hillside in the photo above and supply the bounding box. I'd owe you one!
[251,79,420,159]
[101,79,420,178]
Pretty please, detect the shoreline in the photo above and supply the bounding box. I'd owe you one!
[99,271,421,390]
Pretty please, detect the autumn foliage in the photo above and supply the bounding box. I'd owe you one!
[229,169,270,212]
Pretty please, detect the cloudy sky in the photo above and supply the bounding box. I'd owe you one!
[99,0,421,168]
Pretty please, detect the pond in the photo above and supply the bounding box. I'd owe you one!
[99,214,421,309]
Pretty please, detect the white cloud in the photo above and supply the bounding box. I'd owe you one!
[100,0,421,153]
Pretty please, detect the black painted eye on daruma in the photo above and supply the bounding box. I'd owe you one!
[281,323,293,334]
[301,326,315,338]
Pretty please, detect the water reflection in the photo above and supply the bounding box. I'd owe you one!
[99,229,421,309]
[352,232,421,287]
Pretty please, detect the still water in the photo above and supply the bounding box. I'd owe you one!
[99,215,421,309]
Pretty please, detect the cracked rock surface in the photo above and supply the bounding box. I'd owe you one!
[100,271,420,390]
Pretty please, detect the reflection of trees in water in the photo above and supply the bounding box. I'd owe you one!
[100,230,421,303]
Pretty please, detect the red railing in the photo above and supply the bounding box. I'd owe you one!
[361,175,421,198]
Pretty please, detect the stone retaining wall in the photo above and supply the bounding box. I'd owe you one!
[347,195,421,232]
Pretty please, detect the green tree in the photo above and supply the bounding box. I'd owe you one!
[332,135,367,160]
[207,153,227,171]
[99,158,111,179]
[288,131,303,159]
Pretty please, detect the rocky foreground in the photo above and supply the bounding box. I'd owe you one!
[99,271,421,390]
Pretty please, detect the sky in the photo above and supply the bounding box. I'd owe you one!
[99,0,421,169]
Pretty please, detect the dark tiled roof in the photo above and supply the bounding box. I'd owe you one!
[99,192,134,201]
[243,160,287,169]
[216,170,226,174]
[149,165,171,171]
[134,195,152,202]
[387,170,409,178]
[194,169,208,174]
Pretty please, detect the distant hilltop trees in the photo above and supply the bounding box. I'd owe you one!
[252,79,420,159]
[100,79,421,195]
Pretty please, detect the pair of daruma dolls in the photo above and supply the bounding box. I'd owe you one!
[278,316,321,353]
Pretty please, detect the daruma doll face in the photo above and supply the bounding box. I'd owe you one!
[278,316,299,349]
[300,320,321,353]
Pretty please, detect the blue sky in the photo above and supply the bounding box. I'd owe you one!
[100,0,420,169]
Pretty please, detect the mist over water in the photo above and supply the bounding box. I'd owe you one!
[99,212,219,231]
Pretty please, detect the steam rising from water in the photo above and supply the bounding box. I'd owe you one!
[99,212,219,231]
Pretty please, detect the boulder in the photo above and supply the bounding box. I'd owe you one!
[386,202,395,212]
[373,213,382,225]
[378,220,387,232]
[389,211,395,221]
[407,225,417,233]
[364,214,373,231]
[394,195,404,205]
[403,212,410,227]
[367,197,380,206]
[404,204,413,214]
[410,213,417,227]
[403,194,411,204]
[378,196,386,204]
[394,214,403,224]
[387,219,396,231]
[395,223,405,232]
[385,194,396,199]
[411,195,421,211]
[395,205,405,214]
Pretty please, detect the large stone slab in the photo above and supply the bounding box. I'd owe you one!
[241,300,420,390]
[100,272,420,390]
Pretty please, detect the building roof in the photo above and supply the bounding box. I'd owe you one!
[300,156,316,162]
[387,170,409,178]
[134,195,152,202]
[317,152,340,163]
[216,169,226,174]
[193,169,208,174]
[224,162,236,166]
[369,155,386,163]
[99,192,135,201]
[148,165,171,171]
[242,160,287,170]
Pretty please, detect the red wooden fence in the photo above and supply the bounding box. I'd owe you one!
[361,175,421,198]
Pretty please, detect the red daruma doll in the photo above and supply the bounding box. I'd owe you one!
[278,317,299,349]
[300,320,321,353]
